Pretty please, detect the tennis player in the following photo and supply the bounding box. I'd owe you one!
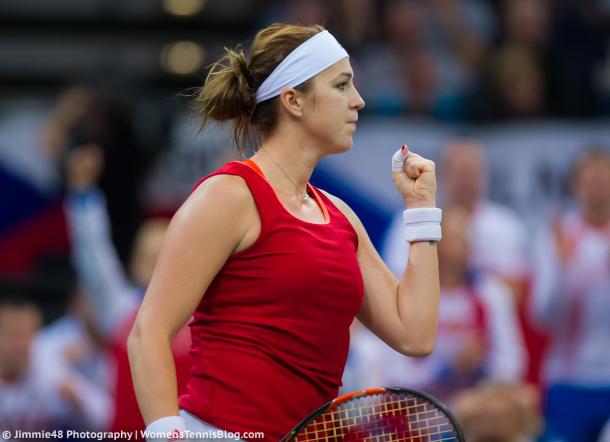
[128,23,441,441]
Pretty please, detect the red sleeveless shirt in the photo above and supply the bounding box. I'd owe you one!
[178,161,364,440]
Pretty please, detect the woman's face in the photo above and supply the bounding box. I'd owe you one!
[438,209,470,274]
[300,58,365,153]
[574,158,610,211]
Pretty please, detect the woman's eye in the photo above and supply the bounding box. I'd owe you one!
[337,82,347,90]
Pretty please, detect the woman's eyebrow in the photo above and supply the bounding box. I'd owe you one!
[334,72,353,81]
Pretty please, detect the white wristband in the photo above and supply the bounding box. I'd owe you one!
[145,415,187,442]
[402,208,442,242]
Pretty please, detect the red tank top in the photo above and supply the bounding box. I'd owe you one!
[179,161,364,440]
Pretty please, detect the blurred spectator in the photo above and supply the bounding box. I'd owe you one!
[264,0,328,27]
[427,0,494,71]
[24,256,114,432]
[354,0,424,116]
[1,255,113,434]
[359,45,468,119]
[327,0,380,54]
[263,0,609,120]
[381,0,426,52]
[426,0,495,107]
[0,294,61,434]
[401,47,468,121]
[383,139,528,296]
[453,381,542,442]
[381,140,554,386]
[63,145,191,435]
[548,0,609,116]
[503,0,551,49]
[346,207,525,402]
[472,0,551,120]
[357,0,493,120]
[44,85,145,267]
[489,44,547,119]
[35,289,113,432]
[531,148,610,442]
[42,87,96,161]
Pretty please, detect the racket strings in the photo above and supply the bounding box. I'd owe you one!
[296,392,460,441]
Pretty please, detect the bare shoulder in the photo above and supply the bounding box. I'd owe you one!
[173,174,256,238]
[190,174,253,204]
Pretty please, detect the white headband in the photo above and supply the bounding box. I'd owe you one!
[254,30,349,104]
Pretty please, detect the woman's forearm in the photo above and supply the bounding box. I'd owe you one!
[127,326,180,424]
[397,241,440,355]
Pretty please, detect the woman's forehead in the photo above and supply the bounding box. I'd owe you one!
[317,58,353,80]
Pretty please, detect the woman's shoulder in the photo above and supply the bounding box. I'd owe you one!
[163,173,258,253]
[179,173,256,227]
[192,172,251,198]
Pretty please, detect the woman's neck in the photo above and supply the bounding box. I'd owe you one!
[252,131,321,192]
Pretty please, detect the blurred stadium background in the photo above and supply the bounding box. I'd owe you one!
[1,1,610,441]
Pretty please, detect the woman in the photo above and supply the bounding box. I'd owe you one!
[531,149,610,442]
[128,23,441,441]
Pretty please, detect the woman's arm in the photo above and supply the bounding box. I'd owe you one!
[127,174,258,425]
[64,145,139,336]
[65,189,140,335]
[324,194,439,356]
[322,146,440,357]
[478,276,527,381]
[530,221,566,327]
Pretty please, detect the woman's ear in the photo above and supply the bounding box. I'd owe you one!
[278,88,304,118]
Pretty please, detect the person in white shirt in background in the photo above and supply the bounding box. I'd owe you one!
[347,140,528,398]
[361,137,536,394]
[382,139,527,296]
[0,294,52,435]
[531,148,610,442]
[600,421,610,442]
[343,206,526,402]
[1,276,112,437]
[0,291,111,437]
[35,285,113,432]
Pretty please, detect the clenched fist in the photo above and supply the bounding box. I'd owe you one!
[391,145,437,208]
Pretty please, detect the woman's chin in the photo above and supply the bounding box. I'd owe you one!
[331,138,354,154]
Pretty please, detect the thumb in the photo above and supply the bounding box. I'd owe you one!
[391,144,409,173]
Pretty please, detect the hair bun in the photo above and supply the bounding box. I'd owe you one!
[196,47,254,123]
[195,23,324,153]
[232,49,253,89]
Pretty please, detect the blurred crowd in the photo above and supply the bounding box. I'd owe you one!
[344,141,610,442]
[267,0,610,121]
[1,1,610,442]
[2,91,610,440]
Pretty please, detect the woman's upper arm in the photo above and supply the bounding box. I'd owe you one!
[350,217,409,353]
[134,174,255,339]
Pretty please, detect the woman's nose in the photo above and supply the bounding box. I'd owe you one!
[352,88,365,110]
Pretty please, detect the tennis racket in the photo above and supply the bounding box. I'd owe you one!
[282,387,465,441]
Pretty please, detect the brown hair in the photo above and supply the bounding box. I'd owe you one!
[195,23,324,155]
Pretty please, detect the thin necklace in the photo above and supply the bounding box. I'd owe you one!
[260,147,310,203]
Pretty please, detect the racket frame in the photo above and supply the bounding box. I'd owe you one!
[281,386,465,441]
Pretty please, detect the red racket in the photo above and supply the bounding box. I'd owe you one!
[282,387,465,441]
